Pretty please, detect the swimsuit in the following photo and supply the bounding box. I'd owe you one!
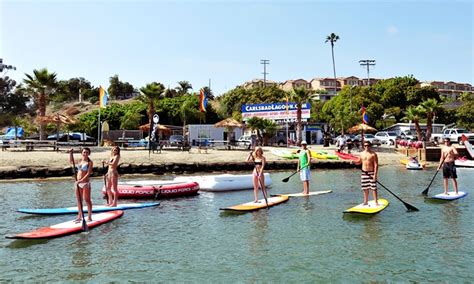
[442,162,457,179]
[76,182,91,189]
[361,171,377,191]
[77,163,89,172]
[253,159,263,177]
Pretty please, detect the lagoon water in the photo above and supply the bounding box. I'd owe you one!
[1,167,473,282]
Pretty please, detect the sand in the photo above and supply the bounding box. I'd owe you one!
[0,144,410,170]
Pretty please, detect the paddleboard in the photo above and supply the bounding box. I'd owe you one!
[6,210,124,239]
[220,195,289,212]
[344,198,389,214]
[426,191,468,201]
[275,190,332,197]
[18,202,160,215]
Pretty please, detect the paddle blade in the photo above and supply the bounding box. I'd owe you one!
[405,203,419,212]
[282,177,290,183]
[82,220,89,232]
[421,187,429,196]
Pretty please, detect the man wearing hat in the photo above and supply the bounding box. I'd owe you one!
[297,141,312,194]
[437,138,459,194]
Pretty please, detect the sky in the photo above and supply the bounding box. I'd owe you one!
[1,0,472,96]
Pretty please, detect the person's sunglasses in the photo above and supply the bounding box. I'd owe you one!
[364,144,370,147]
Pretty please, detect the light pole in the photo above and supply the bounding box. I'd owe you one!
[260,59,270,87]
[359,59,376,86]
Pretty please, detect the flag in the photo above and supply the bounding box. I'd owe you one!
[99,86,109,109]
[361,106,369,124]
[199,88,207,112]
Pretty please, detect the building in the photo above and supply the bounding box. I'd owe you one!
[241,79,278,89]
[420,81,473,100]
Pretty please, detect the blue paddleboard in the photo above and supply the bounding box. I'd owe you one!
[427,191,468,201]
[18,202,160,215]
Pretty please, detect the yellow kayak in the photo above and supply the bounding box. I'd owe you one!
[343,198,389,214]
[220,195,289,212]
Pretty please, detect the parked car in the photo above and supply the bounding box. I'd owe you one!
[47,132,96,142]
[354,134,381,146]
[399,130,416,141]
[375,131,399,145]
[441,128,474,145]
[169,135,184,146]
[331,134,356,145]
[237,135,253,148]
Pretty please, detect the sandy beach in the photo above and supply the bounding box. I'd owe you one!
[0,144,408,170]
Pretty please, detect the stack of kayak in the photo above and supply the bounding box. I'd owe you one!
[270,148,299,159]
[311,150,339,160]
[104,181,199,198]
[270,148,339,160]
[334,151,359,161]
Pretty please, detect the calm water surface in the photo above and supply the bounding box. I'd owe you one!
[1,166,473,282]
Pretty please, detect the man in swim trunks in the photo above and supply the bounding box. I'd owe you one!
[356,141,379,206]
[437,138,459,195]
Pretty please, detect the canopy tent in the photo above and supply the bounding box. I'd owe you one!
[348,123,377,134]
[214,118,244,143]
[138,123,171,134]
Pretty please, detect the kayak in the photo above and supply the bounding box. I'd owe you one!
[6,210,124,239]
[270,148,299,159]
[17,202,160,215]
[174,173,272,191]
[400,158,426,168]
[343,198,389,215]
[275,190,332,197]
[334,151,359,161]
[316,151,339,160]
[426,191,468,201]
[106,182,199,198]
[220,195,289,212]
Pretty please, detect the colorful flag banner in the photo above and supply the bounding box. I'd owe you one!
[361,106,369,124]
[99,86,109,109]
[199,88,207,112]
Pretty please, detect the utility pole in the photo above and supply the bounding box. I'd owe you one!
[260,59,270,87]
[359,59,376,87]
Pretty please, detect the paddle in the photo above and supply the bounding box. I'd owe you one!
[282,164,309,183]
[71,151,89,232]
[376,180,419,211]
[258,177,269,209]
[421,154,447,196]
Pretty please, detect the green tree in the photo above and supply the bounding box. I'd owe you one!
[288,87,313,145]
[108,75,135,99]
[325,33,340,94]
[180,99,198,139]
[246,117,265,145]
[176,81,193,96]
[420,98,442,141]
[261,119,279,145]
[402,106,424,141]
[0,76,28,116]
[139,82,165,128]
[456,92,474,130]
[23,68,58,139]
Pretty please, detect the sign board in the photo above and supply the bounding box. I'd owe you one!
[241,102,311,122]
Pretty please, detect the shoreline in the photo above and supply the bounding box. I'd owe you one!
[0,145,407,180]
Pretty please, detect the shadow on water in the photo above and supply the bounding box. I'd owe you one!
[342,212,381,222]
[6,238,49,249]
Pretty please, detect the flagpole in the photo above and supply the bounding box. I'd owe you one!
[97,86,101,147]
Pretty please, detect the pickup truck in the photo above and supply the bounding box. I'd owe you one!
[440,128,474,145]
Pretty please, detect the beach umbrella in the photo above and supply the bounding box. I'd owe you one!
[214,118,244,144]
[36,113,78,141]
[348,123,377,134]
[138,123,171,133]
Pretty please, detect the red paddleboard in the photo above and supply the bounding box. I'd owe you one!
[6,210,124,239]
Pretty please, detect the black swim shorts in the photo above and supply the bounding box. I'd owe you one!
[442,162,457,179]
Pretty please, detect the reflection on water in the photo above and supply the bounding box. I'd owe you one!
[1,168,473,282]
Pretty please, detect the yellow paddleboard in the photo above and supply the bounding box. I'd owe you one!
[220,196,289,212]
[344,198,389,214]
[277,190,332,197]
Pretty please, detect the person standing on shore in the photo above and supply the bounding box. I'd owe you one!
[297,141,312,195]
[69,148,93,222]
[103,146,121,207]
[247,146,267,203]
[438,138,459,195]
[355,141,379,206]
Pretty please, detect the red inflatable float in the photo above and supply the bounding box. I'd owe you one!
[102,182,199,199]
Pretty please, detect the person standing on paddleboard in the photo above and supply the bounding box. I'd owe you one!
[438,138,459,195]
[356,141,379,206]
[297,141,312,195]
[69,148,93,222]
[247,146,267,203]
[103,146,121,207]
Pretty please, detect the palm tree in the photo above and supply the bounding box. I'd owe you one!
[180,99,197,141]
[420,99,441,142]
[246,117,265,146]
[23,68,58,140]
[325,33,340,95]
[288,87,313,145]
[176,81,193,96]
[402,106,424,141]
[139,82,164,128]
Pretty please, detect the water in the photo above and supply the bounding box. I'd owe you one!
[1,167,473,282]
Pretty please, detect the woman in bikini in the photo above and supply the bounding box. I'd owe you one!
[103,146,121,207]
[69,147,93,222]
[246,146,267,203]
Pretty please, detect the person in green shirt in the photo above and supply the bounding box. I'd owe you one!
[297,141,312,194]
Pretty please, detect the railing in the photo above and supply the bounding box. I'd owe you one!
[2,140,96,151]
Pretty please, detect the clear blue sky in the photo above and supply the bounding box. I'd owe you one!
[1,0,472,95]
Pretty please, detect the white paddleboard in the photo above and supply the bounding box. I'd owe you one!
[427,191,468,201]
[276,190,332,197]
